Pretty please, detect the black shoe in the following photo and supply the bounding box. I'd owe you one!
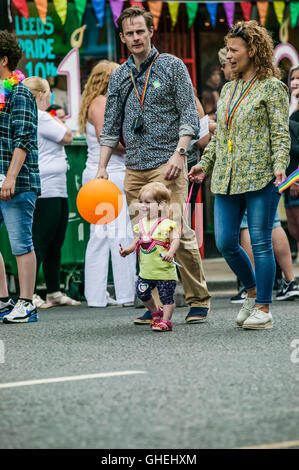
[230,287,247,304]
[185,307,208,323]
[275,280,299,301]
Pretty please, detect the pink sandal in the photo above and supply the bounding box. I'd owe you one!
[150,307,163,328]
[152,319,173,332]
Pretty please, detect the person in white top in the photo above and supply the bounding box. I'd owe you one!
[22,76,80,308]
[79,60,136,307]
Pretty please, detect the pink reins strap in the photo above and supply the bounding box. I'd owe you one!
[136,217,170,254]
[178,182,194,237]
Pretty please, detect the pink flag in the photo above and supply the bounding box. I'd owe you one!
[240,2,252,21]
[12,0,29,18]
[110,0,124,27]
[223,2,235,28]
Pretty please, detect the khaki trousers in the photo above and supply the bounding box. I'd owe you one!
[124,162,211,308]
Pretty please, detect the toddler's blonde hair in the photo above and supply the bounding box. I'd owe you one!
[138,182,171,205]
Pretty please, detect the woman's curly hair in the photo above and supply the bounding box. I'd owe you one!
[78,60,119,133]
[0,30,23,71]
[225,20,281,81]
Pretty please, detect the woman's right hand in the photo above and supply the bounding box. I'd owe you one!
[96,168,109,179]
[188,165,207,184]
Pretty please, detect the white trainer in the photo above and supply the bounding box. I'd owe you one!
[3,299,38,323]
[236,296,255,326]
[242,308,273,330]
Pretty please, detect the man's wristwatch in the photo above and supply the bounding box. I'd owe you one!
[175,147,187,157]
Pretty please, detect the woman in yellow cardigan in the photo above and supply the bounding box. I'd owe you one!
[189,21,290,330]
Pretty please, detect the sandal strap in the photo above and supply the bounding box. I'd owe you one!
[155,319,172,330]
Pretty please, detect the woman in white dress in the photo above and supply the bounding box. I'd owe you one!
[78,61,136,307]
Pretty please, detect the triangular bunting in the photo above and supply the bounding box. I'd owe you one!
[34,0,48,23]
[240,2,252,21]
[147,1,162,30]
[256,1,269,26]
[110,0,124,28]
[290,1,299,28]
[206,2,218,28]
[12,0,29,18]
[273,1,285,25]
[223,2,235,29]
[168,2,180,29]
[186,2,198,29]
[91,0,105,28]
[73,0,87,24]
[53,0,67,25]
[129,1,143,7]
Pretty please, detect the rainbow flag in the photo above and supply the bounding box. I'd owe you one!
[278,168,299,193]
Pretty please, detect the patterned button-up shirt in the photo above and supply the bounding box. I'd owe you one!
[0,82,40,195]
[199,77,290,195]
[101,46,199,170]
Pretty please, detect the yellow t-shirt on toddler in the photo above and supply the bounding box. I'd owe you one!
[133,217,179,281]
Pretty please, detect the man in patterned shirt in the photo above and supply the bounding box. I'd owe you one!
[0,31,40,323]
[97,6,211,323]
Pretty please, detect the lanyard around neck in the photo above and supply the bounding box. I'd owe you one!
[225,75,257,130]
[130,51,159,111]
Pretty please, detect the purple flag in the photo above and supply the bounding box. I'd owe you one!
[223,2,235,29]
[110,0,124,27]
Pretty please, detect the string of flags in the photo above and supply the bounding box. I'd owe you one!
[10,1,299,29]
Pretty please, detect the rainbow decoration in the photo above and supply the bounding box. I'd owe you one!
[225,75,258,130]
[278,169,299,193]
[0,70,25,113]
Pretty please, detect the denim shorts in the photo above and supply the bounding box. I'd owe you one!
[0,190,37,255]
[240,209,281,230]
[283,187,299,208]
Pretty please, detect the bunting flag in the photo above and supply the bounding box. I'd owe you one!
[12,0,29,18]
[91,0,105,28]
[186,2,198,29]
[273,1,285,25]
[53,0,67,25]
[34,0,48,23]
[74,0,87,24]
[256,1,269,26]
[223,2,235,29]
[168,2,180,29]
[290,1,299,28]
[129,1,143,7]
[110,0,124,28]
[147,1,162,30]
[206,2,218,28]
[240,2,252,21]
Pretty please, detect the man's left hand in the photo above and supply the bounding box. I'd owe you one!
[0,175,16,201]
[164,152,184,181]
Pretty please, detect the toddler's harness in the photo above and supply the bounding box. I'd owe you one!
[135,217,170,255]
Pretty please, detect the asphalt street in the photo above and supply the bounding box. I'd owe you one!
[0,295,298,450]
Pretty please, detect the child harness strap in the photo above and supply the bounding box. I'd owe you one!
[135,217,170,255]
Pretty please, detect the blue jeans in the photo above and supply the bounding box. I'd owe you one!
[0,190,37,255]
[214,179,281,304]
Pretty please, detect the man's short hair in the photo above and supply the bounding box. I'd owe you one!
[0,30,23,71]
[117,6,154,34]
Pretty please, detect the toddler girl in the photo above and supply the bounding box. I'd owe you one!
[120,182,180,332]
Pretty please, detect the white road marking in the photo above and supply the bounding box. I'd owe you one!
[238,439,299,449]
[0,370,146,389]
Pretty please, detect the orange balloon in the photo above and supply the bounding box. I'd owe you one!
[76,179,123,225]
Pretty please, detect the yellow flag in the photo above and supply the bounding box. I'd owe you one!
[53,0,67,25]
[168,2,180,28]
[273,1,285,25]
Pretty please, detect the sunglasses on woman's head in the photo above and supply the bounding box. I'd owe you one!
[230,25,249,43]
